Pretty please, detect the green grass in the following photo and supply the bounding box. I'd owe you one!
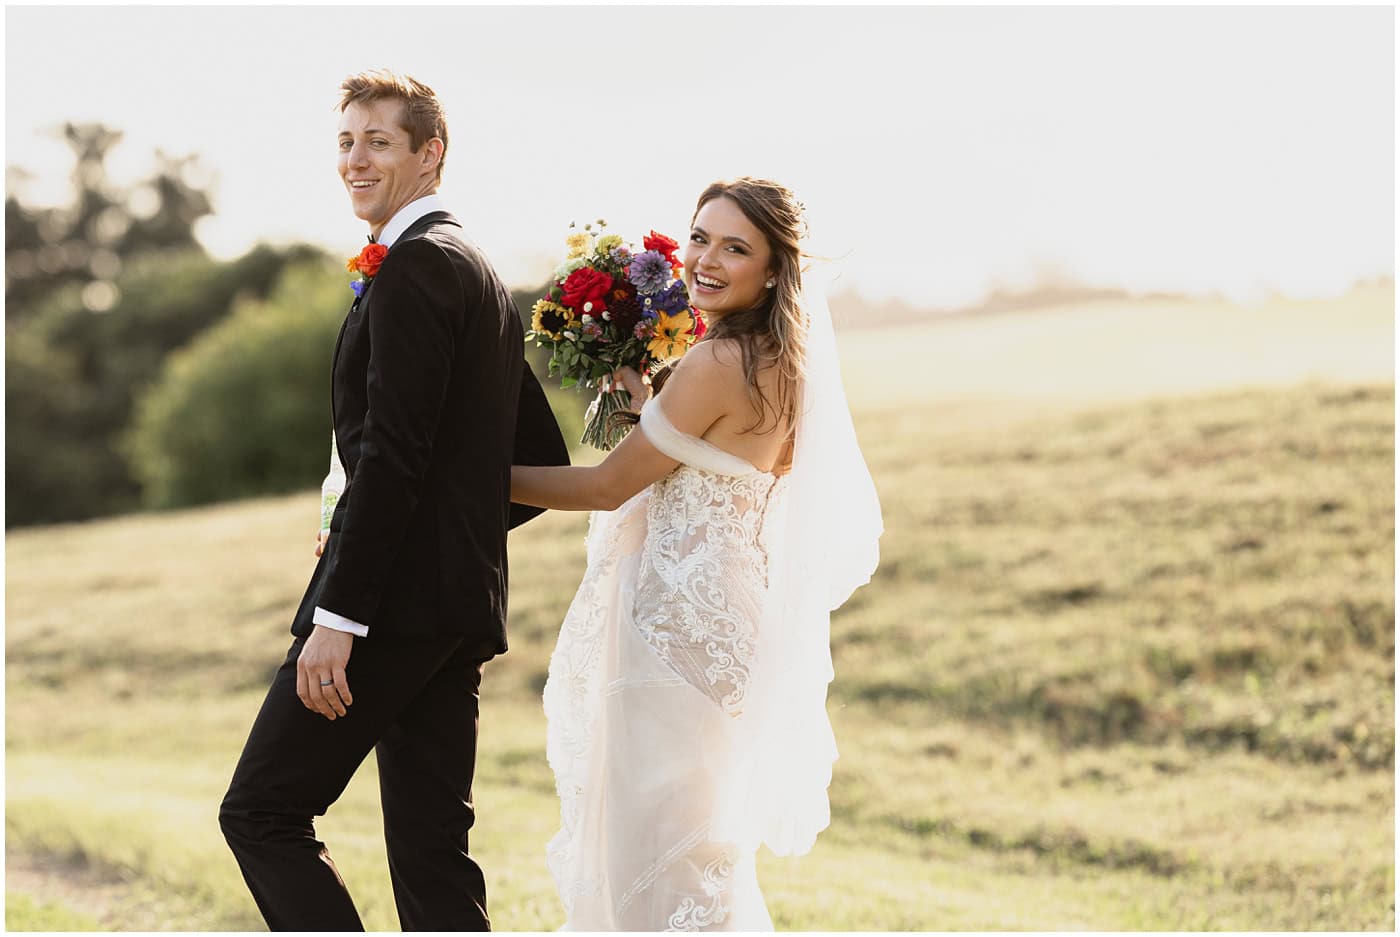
[6,288,1395,930]
[5,893,100,931]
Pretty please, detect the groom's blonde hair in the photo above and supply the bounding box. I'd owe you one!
[338,69,449,183]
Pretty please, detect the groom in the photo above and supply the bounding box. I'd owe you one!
[219,70,568,931]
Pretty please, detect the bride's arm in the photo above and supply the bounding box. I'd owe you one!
[510,424,677,511]
[511,342,732,511]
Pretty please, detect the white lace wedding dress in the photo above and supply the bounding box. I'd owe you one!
[542,400,786,931]
[541,283,883,932]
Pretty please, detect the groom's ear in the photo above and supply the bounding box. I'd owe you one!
[418,137,444,177]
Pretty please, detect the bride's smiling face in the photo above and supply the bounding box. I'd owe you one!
[683,196,775,321]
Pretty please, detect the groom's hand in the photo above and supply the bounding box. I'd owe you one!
[296,626,355,720]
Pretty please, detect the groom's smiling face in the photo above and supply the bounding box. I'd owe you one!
[337,98,442,236]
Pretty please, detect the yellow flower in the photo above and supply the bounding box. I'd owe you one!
[565,232,594,259]
[596,234,623,254]
[531,299,570,339]
[646,309,696,360]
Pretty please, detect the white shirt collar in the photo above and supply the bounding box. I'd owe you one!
[376,193,449,249]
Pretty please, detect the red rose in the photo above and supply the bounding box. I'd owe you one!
[356,243,389,278]
[643,230,680,262]
[561,266,613,313]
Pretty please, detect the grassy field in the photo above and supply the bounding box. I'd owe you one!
[6,287,1395,930]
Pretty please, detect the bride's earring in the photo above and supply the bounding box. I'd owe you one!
[765,279,775,288]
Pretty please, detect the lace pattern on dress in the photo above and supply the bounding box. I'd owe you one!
[635,466,785,715]
[665,848,737,932]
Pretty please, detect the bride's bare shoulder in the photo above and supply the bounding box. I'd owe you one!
[669,337,746,389]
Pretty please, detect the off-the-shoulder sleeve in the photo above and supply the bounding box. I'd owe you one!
[638,399,760,476]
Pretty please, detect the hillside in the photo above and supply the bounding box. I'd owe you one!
[6,370,1393,929]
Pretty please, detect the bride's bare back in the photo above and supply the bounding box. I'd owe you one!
[655,336,795,475]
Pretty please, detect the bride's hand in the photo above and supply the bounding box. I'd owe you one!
[611,366,649,412]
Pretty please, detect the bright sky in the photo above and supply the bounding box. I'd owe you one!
[5,5,1394,307]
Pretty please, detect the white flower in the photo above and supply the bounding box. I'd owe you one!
[553,256,588,280]
[601,310,611,321]
[581,314,594,325]
[563,330,578,341]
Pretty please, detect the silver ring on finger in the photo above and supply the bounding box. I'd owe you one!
[320,679,334,687]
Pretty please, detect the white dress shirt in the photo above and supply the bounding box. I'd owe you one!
[314,193,451,638]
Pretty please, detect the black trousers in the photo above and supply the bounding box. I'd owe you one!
[219,633,490,931]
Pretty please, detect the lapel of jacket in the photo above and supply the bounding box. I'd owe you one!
[327,212,460,475]
[329,298,355,476]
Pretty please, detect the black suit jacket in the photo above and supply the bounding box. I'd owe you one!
[291,212,569,657]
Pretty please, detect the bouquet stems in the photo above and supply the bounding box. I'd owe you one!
[581,388,634,451]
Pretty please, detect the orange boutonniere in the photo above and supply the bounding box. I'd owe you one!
[346,242,389,297]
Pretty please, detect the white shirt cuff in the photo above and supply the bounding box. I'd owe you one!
[313,606,368,637]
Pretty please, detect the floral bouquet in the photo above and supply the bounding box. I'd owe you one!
[527,220,706,450]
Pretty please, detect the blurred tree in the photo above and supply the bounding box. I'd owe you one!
[5,122,328,527]
[6,245,328,526]
[5,122,214,316]
[127,259,357,509]
[4,327,92,519]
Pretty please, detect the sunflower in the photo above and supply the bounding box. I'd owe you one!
[646,309,696,360]
[531,299,573,339]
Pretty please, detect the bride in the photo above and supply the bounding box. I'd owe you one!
[510,177,882,931]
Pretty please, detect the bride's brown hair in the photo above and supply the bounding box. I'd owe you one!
[692,177,808,435]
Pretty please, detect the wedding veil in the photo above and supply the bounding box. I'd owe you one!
[710,271,884,856]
